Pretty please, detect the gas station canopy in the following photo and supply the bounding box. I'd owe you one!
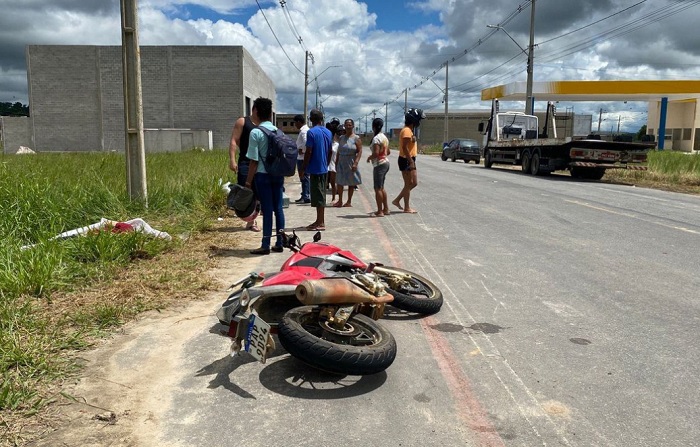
[481,80,700,102]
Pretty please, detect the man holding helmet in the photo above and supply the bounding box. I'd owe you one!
[392,108,425,214]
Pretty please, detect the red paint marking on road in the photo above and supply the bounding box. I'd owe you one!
[358,190,505,447]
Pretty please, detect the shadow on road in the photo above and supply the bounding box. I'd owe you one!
[197,331,387,400]
[258,356,387,399]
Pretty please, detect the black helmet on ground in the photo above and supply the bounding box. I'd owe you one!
[405,108,426,127]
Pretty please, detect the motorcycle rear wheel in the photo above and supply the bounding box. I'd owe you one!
[278,306,397,376]
[380,266,443,315]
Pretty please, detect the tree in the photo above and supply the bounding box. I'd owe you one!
[0,102,29,116]
[636,124,647,141]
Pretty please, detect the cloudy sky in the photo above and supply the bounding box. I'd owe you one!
[2,0,700,132]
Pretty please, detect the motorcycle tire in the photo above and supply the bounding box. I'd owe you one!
[379,266,443,315]
[278,306,397,376]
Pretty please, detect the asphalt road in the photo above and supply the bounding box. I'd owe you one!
[41,153,700,447]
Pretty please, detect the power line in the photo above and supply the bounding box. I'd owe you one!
[254,0,304,75]
[537,0,647,46]
[359,0,533,123]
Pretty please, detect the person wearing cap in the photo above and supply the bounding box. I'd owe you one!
[293,114,310,204]
[366,117,391,217]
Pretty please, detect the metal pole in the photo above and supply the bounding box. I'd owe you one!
[385,103,388,135]
[404,89,408,115]
[303,51,309,119]
[525,0,536,115]
[120,0,147,204]
[598,108,603,133]
[444,61,449,143]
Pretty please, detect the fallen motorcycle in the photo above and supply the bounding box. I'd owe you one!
[217,230,442,375]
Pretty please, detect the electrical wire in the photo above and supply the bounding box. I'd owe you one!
[254,0,304,75]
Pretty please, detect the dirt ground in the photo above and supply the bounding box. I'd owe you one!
[11,219,261,447]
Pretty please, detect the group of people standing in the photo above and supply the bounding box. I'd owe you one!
[293,111,422,217]
[229,98,423,254]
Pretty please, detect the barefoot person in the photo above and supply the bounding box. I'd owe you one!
[333,119,362,207]
[366,118,390,217]
[392,108,425,214]
[302,109,333,231]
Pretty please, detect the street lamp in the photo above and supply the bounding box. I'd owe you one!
[487,0,536,115]
[303,63,340,117]
[307,65,340,109]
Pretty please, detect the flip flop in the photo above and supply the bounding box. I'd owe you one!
[391,199,403,210]
[370,212,385,217]
[307,225,326,231]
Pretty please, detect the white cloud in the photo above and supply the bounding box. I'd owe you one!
[2,0,700,131]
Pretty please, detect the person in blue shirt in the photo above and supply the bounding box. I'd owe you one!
[301,108,333,231]
[244,97,285,255]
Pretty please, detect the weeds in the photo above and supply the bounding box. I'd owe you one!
[0,149,230,418]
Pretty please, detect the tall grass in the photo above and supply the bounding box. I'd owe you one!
[0,149,231,414]
[608,150,700,186]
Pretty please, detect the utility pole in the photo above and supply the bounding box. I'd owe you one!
[617,115,621,135]
[404,89,408,115]
[444,61,449,143]
[385,103,388,134]
[120,0,147,204]
[525,0,536,115]
[597,108,603,133]
[303,51,309,120]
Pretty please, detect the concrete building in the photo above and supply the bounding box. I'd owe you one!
[5,45,275,153]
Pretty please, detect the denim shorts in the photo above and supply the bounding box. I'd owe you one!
[373,162,390,189]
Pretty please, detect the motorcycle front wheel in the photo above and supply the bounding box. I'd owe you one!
[278,306,397,376]
[379,266,443,315]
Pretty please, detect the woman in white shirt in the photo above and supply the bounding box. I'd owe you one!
[366,118,390,217]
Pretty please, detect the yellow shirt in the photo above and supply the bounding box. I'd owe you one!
[400,126,417,157]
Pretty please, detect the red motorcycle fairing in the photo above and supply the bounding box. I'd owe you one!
[261,268,325,286]
[280,242,367,271]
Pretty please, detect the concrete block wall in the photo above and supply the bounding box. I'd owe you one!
[27,46,104,151]
[242,47,277,116]
[25,45,276,152]
[1,116,32,153]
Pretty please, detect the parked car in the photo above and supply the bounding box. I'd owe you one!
[441,138,481,164]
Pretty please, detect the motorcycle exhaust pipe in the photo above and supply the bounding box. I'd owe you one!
[296,278,393,305]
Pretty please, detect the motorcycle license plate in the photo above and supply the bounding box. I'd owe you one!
[244,314,271,363]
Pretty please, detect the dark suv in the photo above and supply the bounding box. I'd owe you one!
[441,138,481,164]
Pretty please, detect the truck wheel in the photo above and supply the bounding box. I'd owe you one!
[530,153,541,176]
[484,149,493,168]
[441,153,447,161]
[586,168,605,180]
[521,152,531,173]
[451,156,456,162]
[570,167,583,179]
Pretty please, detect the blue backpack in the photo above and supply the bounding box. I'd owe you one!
[258,126,297,177]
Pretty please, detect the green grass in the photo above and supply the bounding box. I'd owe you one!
[0,149,231,415]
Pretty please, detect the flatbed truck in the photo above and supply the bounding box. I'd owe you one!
[479,100,655,179]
